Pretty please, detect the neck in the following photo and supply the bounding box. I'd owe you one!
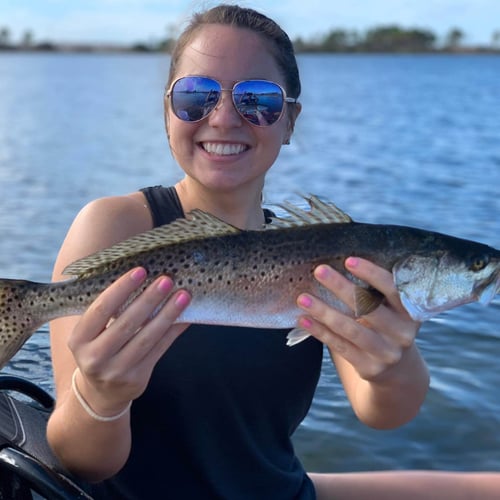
[174,179,265,230]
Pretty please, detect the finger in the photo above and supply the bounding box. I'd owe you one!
[313,264,359,312]
[297,293,395,360]
[71,267,148,346]
[356,307,419,349]
[297,314,400,376]
[123,290,191,366]
[104,276,177,353]
[138,323,190,369]
[344,257,405,313]
[71,274,177,374]
[74,289,191,407]
[343,258,421,344]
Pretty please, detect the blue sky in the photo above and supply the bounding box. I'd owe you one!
[2,0,500,46]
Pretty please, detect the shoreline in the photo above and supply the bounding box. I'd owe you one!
[1,44,500,55]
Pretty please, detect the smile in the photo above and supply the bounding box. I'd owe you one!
[201,142,249,156]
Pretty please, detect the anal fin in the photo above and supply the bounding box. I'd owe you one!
[286,328,311,346]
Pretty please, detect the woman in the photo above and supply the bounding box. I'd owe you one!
[47,4,431,498]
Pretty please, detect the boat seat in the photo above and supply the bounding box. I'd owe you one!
[0,375,92,499]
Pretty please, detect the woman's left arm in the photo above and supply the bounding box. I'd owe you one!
[297,257,429,429]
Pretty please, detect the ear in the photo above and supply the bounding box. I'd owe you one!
[283,102,302,145]
[164,100,170,139]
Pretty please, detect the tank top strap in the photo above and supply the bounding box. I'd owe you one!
[141,185,275,227]
[140,185,184,227]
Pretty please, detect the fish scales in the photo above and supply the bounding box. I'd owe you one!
[0,195,499,369]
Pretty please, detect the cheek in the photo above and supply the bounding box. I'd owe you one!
[167,116,197,160]
[262,122,288,149]
[257,129,285,168]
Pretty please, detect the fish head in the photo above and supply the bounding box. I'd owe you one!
[393,245,500,322]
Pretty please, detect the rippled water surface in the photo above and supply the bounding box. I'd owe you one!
[0,52,499,472]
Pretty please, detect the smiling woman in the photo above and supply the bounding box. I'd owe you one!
[1,2,499,500]
[43,3,430,498]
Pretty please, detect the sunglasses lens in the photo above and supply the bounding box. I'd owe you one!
[169,78,288,126]
[170,77,221,122]
[233,80,285,126]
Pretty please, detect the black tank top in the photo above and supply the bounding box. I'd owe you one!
[92,186,322,499]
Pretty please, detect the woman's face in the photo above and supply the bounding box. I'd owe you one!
[165,24,298,195]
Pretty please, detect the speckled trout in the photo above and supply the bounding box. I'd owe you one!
[0,196,499,369]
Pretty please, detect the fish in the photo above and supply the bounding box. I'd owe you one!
[0,195,499,369]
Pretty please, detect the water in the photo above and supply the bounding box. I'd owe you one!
[0,52,499,472]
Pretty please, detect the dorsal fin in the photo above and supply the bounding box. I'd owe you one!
[267,195,352,229]
[63,210,240,277]
[63,195,351,277]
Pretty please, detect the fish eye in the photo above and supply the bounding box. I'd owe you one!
[469,254,490,272]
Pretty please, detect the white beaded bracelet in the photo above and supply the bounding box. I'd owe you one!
[71,369,132,422]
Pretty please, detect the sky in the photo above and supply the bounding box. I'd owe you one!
[2,0,500,46]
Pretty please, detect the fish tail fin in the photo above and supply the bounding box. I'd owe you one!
[0,278,46,370]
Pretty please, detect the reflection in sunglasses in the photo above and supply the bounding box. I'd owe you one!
[166,76,297,127]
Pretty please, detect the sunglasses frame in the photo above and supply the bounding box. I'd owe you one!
[165,76,297,127]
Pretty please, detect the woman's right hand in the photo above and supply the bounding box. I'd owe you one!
[68,267,191,418]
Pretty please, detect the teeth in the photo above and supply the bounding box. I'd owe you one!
[202,143,247,155]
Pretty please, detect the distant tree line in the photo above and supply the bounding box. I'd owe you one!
[118,25,500,53]
[293,26,500,52]
[1,24,500,53]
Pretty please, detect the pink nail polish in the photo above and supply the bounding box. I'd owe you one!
[175,291,191,308]
[300,317,313,329]
[345,257,359,269]
[298,295,313,308]
[315,265,329,280]
[131,268,147,283]
[157,277,173,293]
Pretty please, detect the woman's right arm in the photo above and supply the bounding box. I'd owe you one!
[47,195,191,482]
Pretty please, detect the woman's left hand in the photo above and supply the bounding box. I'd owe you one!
[296,257,421,381]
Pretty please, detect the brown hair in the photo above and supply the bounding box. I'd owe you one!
[167,4,301,100]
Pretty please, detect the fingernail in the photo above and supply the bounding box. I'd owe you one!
[299,317,313,329]
[298,294,313,309]
[345,257,359,269]
[157,277,173,293]
[175,291,191,308]
[131,267,147,283]
[314,265,330,280]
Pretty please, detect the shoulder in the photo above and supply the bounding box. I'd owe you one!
[79,192,151,232]
[53,192,152,280]
[72,192,152,245]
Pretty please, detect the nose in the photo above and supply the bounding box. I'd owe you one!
[207,90,243,128]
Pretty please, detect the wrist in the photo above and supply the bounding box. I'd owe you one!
[72,368,132,422]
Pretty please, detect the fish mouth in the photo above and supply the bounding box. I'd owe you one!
[200,142,250,156]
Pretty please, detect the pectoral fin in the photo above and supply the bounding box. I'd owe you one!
[354,286,385,317]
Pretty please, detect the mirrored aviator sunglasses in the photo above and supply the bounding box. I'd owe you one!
[166,76,297,127]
